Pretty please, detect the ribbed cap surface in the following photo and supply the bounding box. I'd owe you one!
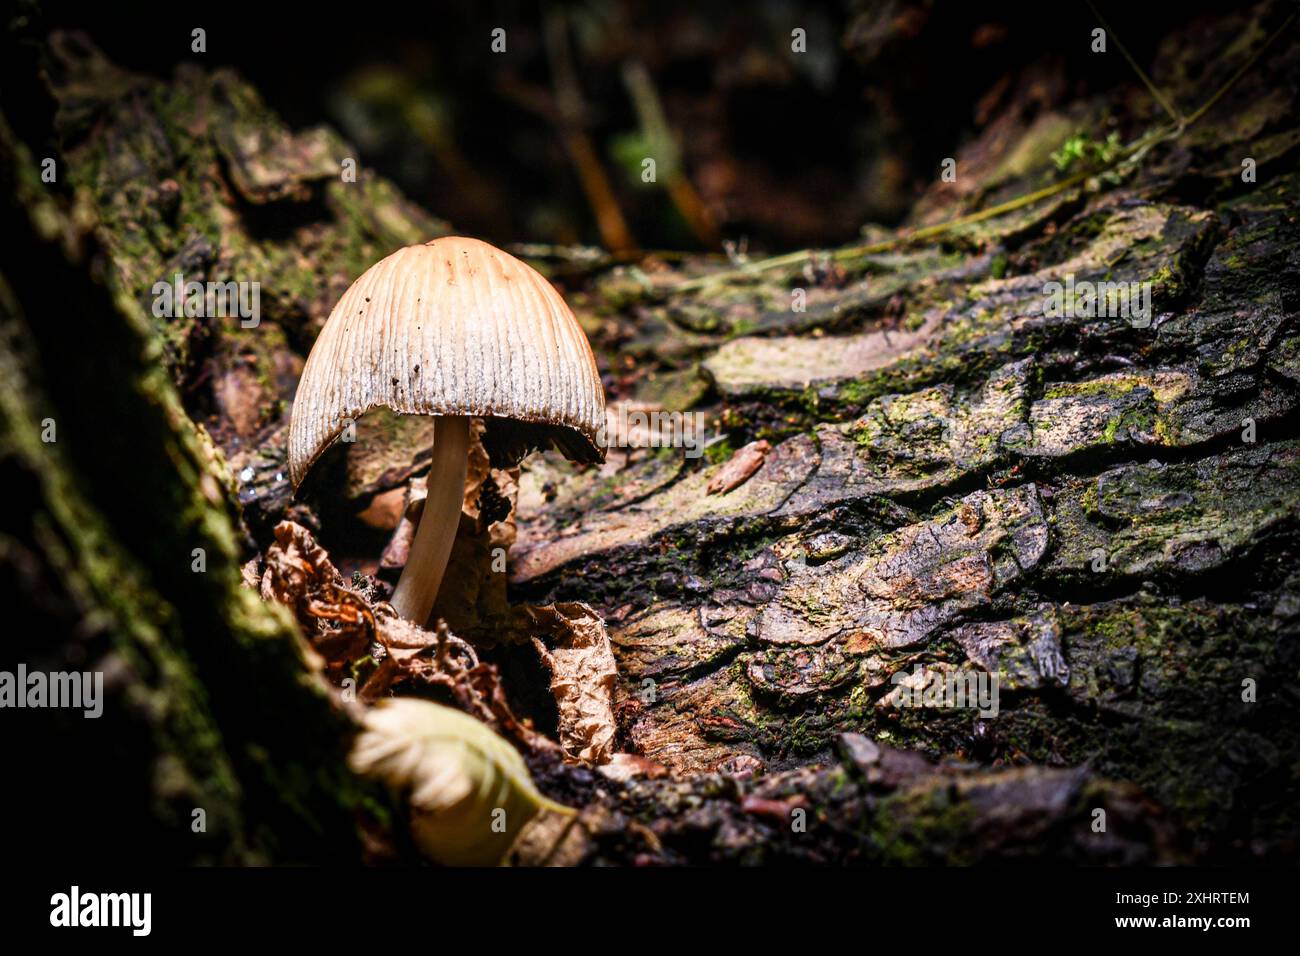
[288,237,605,489]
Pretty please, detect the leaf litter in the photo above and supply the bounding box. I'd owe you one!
[251,519,619,861]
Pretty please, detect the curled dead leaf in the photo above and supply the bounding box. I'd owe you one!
[706,439,771,495]
[741,793,808,823]
[240,557,261,590]
[518,603,618,766]
[261,520,374,669]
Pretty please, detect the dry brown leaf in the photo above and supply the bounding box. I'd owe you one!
[261,520,374,670]
[520,603,618,766]
[259,520,556,756]
[239,557,261,590]
[361,616,559,756]
[706,439,771,495]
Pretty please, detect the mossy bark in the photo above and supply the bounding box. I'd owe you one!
[3,2,1298,865]
[0,96,378,867]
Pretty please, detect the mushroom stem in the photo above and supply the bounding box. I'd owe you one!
[390,415,471,626]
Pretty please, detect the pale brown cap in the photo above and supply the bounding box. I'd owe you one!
[288,237,606,490]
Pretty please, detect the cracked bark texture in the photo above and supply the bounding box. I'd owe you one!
[3,2,1298,864]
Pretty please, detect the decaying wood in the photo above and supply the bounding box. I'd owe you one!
[4,1,1300,864]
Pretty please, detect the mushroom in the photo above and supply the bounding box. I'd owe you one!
[288,236,605,625]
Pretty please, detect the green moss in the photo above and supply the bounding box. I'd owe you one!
[704,438,735,465]
[1043,376,1145,401]
[870,785,979,864]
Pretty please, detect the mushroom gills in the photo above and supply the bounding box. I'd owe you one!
[389,415,471,625]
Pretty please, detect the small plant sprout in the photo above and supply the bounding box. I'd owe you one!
[288,236,605,625]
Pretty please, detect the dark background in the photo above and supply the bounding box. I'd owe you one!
[0,0,1273,868]
[16,0,1235,252]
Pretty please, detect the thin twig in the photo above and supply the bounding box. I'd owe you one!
[670,159,1115,293]
[622,61,721,248]
[544,9,639,256]
[1183,5,1299,128]
[666,9,1295,296]
[1087,0,1184,125]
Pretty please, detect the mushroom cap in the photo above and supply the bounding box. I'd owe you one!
[288,236,606,490]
